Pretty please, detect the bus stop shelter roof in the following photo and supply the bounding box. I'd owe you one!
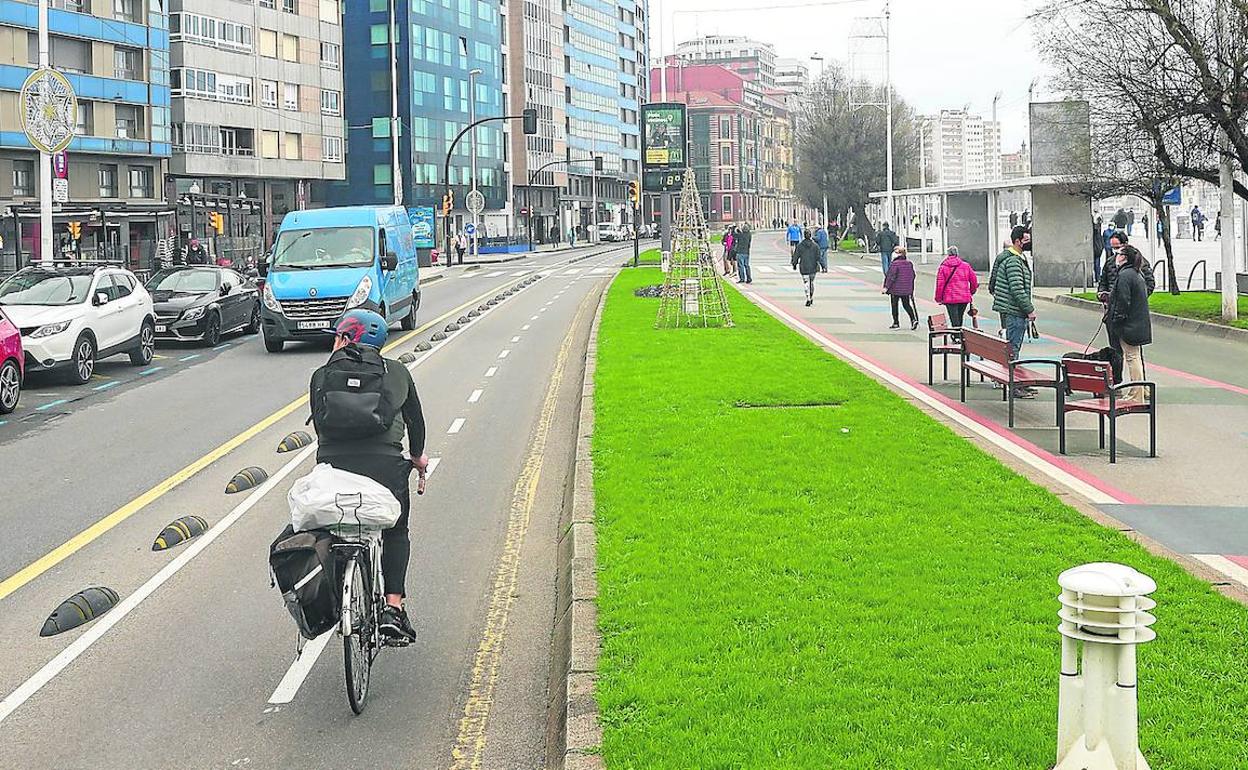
[869,175,1063,199]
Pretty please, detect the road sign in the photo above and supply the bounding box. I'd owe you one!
[1162,187,1181,206]
[465,223,476,236]
[19,68,77,154]
[466,189,485,214]
[52,151,69,179]
[52,178,68,203]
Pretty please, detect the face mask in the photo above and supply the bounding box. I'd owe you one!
[1022,240,1032,252]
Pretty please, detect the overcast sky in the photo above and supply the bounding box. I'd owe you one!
[650,0,1047,149]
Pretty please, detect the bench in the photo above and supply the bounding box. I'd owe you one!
[1058,358,1156,464]
[960,328,1062,428]
[927,314,963,385]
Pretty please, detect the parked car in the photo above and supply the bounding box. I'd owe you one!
[0,266,155,385]
[596,223,625,242]
[259,206,421,352]
[146,266,260,347]
[0,307,23,414]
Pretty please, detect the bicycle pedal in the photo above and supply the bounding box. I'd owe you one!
[382,636,412,648]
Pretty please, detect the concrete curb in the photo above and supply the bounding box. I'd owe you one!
[549,276,609,770]
[1046,293,1248,344]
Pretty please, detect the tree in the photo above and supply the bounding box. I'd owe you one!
[793,64,917,244]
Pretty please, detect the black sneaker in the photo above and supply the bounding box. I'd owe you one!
[1013,389,1037,400]
[380,605,416,642]
[889,323,901,329]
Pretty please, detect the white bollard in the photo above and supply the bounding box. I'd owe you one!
[1055,563,1157,770]
[661,251,671,275]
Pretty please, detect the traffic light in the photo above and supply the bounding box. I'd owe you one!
[627,181,639,204]
[68,221,81,240]
[522,107,538,136]
[209,212,224,234]
[441,192,453,216]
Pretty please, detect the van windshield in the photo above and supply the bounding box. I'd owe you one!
[271,227,374,270]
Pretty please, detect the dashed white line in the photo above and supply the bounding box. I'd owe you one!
[510,335,521,343]
[498,349,511,359]
[521,324,530,331]
[564,268,581,274]
[448,417,466,434]
[468,389,483,403]
[485,366,498,377]
[530,315,539,321]
[539,308,548,313]
[426,457,442,476]
[514,271,531,277]
[592,267,609,274]
[269,631,333,704]
[484,271,504,277]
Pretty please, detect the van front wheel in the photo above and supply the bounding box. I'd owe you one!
[400,294,417,330]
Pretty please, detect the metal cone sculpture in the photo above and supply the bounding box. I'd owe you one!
[656,168,734,329]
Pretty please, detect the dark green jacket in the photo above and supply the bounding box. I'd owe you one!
[313,345,427,460]
[988,248,1034,317]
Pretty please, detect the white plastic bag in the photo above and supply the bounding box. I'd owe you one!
[288,463,402,533]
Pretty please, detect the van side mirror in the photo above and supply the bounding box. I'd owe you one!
[381,252,398,272]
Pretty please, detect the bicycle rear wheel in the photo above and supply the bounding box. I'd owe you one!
[342,552,372,714]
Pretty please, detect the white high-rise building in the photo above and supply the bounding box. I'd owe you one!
[775,58,809,93]
[921,109,1003,186]
[675,35,777,89]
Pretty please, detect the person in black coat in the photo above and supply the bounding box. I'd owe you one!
[791,229,821,306]
[1106,245,1152,401]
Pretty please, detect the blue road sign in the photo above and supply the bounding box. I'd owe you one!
[465,223,476,236]
[1162,187,1181,206]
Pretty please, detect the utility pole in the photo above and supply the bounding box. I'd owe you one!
[469,68,481,259]
[884,0,894,230]
[38,0,51,265]
[1217,0,1238,320]
[591,136,598,244]
[389,0,401,206]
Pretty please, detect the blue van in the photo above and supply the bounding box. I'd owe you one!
[259,206,420,352]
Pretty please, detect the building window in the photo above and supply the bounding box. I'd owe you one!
[284,132,301,159]
[50,0,86,12]
[722,195,732,214]
[259,0,274,8]
[115,104,140,139]
[170,13,253,52]
[282,0,296,12]
[720,145,731,165]
[369,0,385,10]
[114,46,141,79]
[260,80,277,108]
[281,33,299,61]
[29,34,91,74]
[12,161,33,197]
[320,90,341,116]
[74,101,93,136]
[260,130,279,158]
[113,0,139,23]
[720,117,731,138]
[283,83,298,110]
[319,0,340,22]
[373,165,391,185]
[98,165,118,197]
[721,171,731,189]
[322,136,343,162]
[371,117,390,138]
[128,166,153,198]
[260,29,277,57]
[320,41,340,68]
[370,24,388,45]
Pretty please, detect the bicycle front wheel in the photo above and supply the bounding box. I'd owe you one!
[342,553,372,715]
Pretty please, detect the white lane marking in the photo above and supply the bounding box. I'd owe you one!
[485,366,498,377]
[484,271,504,277]
[468,389,483,403]
[0,443,318,725]
[498,349,511,359]
[755,265,776,273]
[592,267,609,274]
[539,308,548,313]
[448,417,466,434]
[510,336,521,343]
[564,268,581,274]
[530,315,539,321]
[1194,555,1248,588]
[427,457,442,476]
[839,265,864,273]
[513,271,531,277]
[521,324,530,331]
[268,630,333,704]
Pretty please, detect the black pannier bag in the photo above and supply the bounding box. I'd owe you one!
[309,345,398,440]
[269,525,339,640]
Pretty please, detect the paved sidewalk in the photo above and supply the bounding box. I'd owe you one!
[739,233,1248,588]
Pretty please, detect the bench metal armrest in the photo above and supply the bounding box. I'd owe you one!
[929,329,961,341]
[1110,381,1156,398]
[1010,358,1063,377]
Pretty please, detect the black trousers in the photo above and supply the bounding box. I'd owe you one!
[319,453,412,597]
[891,294,918,325]
[944,302,968,328]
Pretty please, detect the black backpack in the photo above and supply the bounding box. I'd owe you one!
[269,525,340,640]
[310,345,398,440]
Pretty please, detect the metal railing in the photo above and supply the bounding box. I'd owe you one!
[1154,258,1169,292]
[1187,260,1208,291]
[1071,260,1089,294]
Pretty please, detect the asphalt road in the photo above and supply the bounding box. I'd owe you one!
[0,243,631,769]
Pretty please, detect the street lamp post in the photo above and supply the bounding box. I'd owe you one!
[468,68,482,259]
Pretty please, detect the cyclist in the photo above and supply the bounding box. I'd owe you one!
[311,309,428,642]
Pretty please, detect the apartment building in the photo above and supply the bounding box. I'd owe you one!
[920,109,1003,186]
[674,34,776,90]
[0,0,171,268]
[168,0,345,250]
[775,58,808,93]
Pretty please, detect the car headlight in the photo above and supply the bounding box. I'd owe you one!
[346,275,373,310]
[29,320,72,338]
[263,284,282,314]
[181,306,206,322]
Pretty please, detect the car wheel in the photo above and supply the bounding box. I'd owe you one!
[129,321,155,366]
[400,293,417,330]
[245,304,261,334]
[201,313,221,347]
[263,331,284,353]
[0,359,21,414]
[68,334,96,386]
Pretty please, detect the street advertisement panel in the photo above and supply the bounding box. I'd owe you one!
[408,205,436,249]
[642,103,687,169]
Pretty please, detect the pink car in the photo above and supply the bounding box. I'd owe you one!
[0,307,23,414]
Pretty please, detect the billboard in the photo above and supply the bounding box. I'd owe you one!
[408,206,436,249]
[642,103,688,171]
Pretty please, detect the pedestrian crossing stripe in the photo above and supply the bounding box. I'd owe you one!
[484,271,504,277]
[592,267,609,274]
[564,268,581,274]
[839,265,864,273]
[756,265,776,273]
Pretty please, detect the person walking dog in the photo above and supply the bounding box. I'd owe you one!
[792,229,822,306]
[1106,244,1152,401]
[933,246,979,328]
[883,246,919,330]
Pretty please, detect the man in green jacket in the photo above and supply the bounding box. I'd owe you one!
[988,225,1037,399]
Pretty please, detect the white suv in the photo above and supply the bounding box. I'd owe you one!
[0,266,156,385]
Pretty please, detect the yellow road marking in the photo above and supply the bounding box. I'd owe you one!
[0,276,543,604]
[449,288,593,769]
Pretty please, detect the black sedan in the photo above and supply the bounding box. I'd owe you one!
[145,267,260,347]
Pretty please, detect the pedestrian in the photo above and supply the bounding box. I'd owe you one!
[786,221,802,255]
[722,226,737,277]
[883,246,919,330]
[1092,215,1104,279]
[186,237,208,265]
[1190,205,1204,241]
[1156,216,1164,246]
[454,232,467,264]
[1105,244,1152,402]
[934,246,979,328]
[1098,232,1155,298]
[1215,210,1222,240]
[1101,220,1117,261]
[1127,207,1136,235]
[734,224,753,283]
[876,222,899,276]
[988,225,1037,399]
[813,224,830,272]
[1113,208,1129,231]
[829,221,841,250]
[1021,209,1032,228]
[568,226,576,247]
[1009,211,1019,228]
[792,229,821,306]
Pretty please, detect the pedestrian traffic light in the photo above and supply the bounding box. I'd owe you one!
[522,107,538,136]
[209,212,224,234]
[68,221,81,239]
[627,181,639,204]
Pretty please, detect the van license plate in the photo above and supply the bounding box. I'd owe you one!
[297,320,331,330]
[155,325,166,333]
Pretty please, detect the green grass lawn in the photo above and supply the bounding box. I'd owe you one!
[632,247,662,265]
[1073,290,1248,330]
[594,268,1248,769]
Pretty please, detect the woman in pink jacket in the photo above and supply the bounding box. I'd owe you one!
[933,246,979,327]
